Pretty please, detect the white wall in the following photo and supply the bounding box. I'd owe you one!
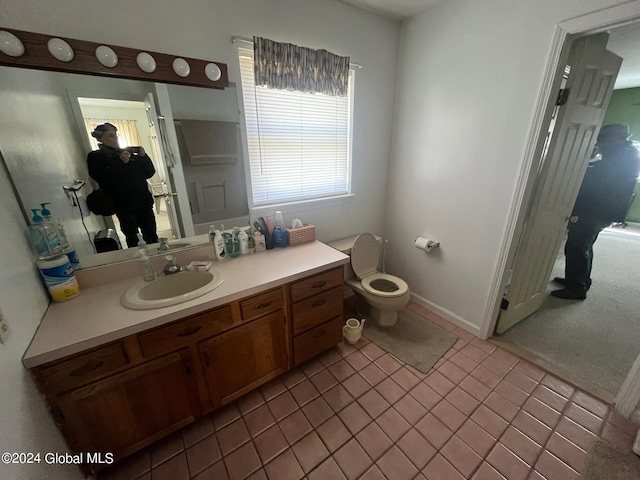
[385,0,633,333]
[0,160,84,479]
[0,0,400,477]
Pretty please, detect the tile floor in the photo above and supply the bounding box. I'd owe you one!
[98,302,639,480]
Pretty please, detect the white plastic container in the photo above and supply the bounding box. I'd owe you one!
[213,226,226,260]
[36,254,81,302]
[239,230,250,254]
[63,244,80,270]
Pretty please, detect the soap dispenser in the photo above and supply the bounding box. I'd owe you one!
[40,202,69,248]
[140,251,155,282]
[41,202,79,269]
[28,209,61,258]
[137,233,149,255]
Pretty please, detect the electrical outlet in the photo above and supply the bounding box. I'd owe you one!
[0,307,11,344]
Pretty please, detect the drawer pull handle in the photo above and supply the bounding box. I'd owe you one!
[255,301,273,309]
[312,329,326,339]
[69,360,104,377]
[311,299,327,307]
[177,325,202,337]
[312,281,327,288]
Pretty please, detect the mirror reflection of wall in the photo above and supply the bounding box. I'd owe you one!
[167,83,249,233]
[77,99,173,245]
[0,66,249,269]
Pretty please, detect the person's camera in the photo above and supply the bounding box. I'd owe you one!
[126,146,142,155]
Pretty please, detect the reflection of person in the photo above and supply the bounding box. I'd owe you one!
[552,124,640,300]
[87,123,159,248]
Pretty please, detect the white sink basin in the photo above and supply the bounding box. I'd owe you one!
[121,268,224,310]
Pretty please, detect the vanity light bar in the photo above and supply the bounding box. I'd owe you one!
[0,27,229,89]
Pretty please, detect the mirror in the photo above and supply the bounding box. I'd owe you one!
[0,65,250,269]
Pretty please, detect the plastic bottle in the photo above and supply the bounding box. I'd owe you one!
[36,254,81,302]
[213,225,226,260]
[239,229,249,255]
[208,225,216,243]
[273,210,288,248]
[139,251,155,282]
[137,233,149,255]
[254,231,266,252]
[227,227,241,257]
[28,209,61,258]
[40,202,68,248]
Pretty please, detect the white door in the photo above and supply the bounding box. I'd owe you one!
[144,93,182,239]
[496,34,622,334]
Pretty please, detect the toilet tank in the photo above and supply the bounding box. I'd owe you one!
[327,234,383,281]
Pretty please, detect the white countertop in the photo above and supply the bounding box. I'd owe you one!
[23,241,348,369]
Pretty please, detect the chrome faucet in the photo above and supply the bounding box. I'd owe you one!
[158,237,170,251]
[161,255,183,275]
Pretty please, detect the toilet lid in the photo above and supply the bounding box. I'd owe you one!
[351,233,380,280]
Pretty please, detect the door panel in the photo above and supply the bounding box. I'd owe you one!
[145,93,181,238]
[497,34,622,334]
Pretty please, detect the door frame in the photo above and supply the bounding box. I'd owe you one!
[480,2,640,411]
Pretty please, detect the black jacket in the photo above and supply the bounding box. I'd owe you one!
[572,142,640,223]
[87,145,156,214]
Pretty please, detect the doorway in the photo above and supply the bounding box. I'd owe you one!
[486,10,640,408]
[77,97,179,244]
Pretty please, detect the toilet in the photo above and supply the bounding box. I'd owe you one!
[331,233,410,327]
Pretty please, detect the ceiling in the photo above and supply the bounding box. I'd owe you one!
[337,0,640,89]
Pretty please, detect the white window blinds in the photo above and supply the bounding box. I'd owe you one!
[238,48,353,206]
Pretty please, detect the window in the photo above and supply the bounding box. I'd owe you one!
[238,48,353,206]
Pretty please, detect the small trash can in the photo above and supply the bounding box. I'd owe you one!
[94,229,122,253]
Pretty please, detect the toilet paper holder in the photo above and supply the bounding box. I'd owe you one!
[415,237,440,252]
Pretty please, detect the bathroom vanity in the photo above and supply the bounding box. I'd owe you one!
[23,241,348,474]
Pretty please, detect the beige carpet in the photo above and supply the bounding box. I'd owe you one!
[362,308,457,373]
[497,225,640,402]
[579,441,640,480]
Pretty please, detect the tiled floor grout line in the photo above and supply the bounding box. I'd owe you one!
[230,333,560,478]
[100,302,637,480]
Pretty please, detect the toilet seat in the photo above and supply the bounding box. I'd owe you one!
[361,273,409,298]
[351,233,409,298]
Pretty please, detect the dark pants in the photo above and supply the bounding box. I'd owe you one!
[117,208,158,248]
[564,218,611,289]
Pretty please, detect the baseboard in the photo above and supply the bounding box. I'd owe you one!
[410,292,481,337]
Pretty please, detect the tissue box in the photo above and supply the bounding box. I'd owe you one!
[285,224,316,246]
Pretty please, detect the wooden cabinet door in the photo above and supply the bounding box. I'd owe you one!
[55,349,198,466]
[199,310,288,406]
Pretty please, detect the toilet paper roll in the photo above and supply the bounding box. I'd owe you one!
[415,237,430,250]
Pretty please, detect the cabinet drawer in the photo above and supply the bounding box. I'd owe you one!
[38,342,129,394]
[292,286,343,335]
[293,316,343,366]
[138,305,233,357]
[289,267,343,303]
[240,288,284,322]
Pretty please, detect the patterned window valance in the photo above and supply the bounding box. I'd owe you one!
[253,36,350,96]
